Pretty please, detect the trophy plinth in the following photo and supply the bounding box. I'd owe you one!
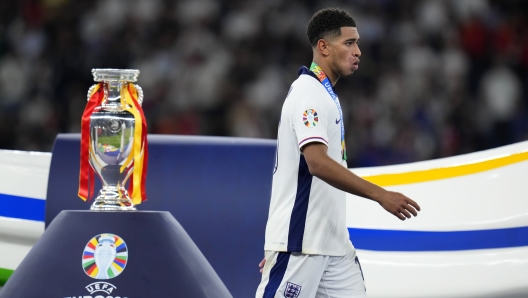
[0,211,233,297]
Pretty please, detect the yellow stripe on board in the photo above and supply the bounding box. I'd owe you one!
[361,151,528,186]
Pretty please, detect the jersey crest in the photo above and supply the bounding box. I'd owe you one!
[284,282,302,298]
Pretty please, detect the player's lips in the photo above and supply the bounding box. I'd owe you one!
[352,59,360,71]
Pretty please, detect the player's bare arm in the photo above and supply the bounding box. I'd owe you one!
[302,142,421,220]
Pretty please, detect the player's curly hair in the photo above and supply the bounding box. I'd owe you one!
[307,8,356,47]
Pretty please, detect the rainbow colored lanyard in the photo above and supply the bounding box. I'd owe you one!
[309,62,347,161]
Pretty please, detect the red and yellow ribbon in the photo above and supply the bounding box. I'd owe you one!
[78,83,105,201]
[120,83,148,204]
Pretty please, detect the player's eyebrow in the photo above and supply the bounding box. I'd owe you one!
[345,38,360,43]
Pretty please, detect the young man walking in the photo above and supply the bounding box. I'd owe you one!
[256,8,421,298]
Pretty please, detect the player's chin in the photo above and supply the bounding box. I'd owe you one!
[341,70,355,79]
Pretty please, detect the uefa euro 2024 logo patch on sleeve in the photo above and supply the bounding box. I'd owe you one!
[303,109,318,127]
[82,233,128,279]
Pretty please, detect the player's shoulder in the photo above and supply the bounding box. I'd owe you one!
[289,74,326,99]
[292,73,320,88]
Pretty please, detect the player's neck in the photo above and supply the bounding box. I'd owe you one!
[311,59,339,86]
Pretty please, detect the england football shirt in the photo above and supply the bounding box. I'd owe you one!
[264,67,354,256]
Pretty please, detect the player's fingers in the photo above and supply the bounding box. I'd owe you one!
[394,211,406,221]
[407,198,421,211]
[405,203,418,217]
[399,208,412,219]
[259,258,266,273]
[259,258,266,268]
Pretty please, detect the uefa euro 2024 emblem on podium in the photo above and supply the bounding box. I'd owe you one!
[83,233,128,279]
[78,69,148,210]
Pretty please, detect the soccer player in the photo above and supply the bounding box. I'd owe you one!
[256,8,421,298]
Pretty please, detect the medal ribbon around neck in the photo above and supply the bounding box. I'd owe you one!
[309,62,347,161]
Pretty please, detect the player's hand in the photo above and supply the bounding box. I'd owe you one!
[259,258,266,273]
[377,190,420,220]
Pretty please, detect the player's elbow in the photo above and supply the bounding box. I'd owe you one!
[305,157,325,177]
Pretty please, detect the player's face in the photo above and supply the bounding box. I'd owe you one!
[328,27,361,79]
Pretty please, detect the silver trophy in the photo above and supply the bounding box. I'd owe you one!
[88,69,144,211]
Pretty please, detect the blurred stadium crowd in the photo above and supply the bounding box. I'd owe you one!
[0,0,527,167]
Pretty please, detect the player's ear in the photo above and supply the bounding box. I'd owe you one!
[316,39,330,57]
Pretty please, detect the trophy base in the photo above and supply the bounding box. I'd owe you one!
[90,204,136,211]
[90,187,136,211]
[90,198,136,211]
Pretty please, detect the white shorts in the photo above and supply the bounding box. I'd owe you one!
[256,249,366,298]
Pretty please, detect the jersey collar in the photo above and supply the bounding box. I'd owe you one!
[298,66,337,93]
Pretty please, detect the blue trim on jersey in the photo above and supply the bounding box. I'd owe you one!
[287,155,312,252]
[0,193,45,222]
[263,252,291,298]
[298,66,317,79]
[348,226,528,251]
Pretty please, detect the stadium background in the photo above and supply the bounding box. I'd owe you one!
[0,0,528,168]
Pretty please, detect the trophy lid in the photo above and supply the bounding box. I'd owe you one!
[92,69,140,82]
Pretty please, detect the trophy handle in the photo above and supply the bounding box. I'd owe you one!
[135,84,143,106]
[86,84,98,102]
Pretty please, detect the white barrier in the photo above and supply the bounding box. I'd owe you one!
[0,150,49,284]
[1,142,527,296]
[348,141,528,297]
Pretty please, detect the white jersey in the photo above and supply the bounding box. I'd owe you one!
[264,68,354,256]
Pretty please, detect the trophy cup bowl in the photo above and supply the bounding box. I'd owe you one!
[88,69,143,211]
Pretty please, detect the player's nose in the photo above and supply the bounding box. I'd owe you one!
[354,45,361,57]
